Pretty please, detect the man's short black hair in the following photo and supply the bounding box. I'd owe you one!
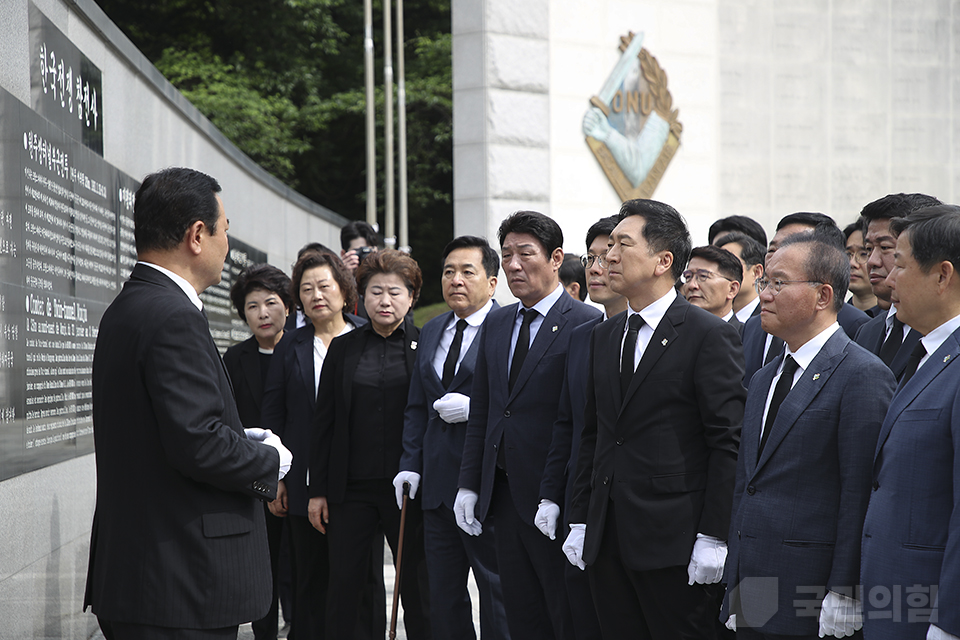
[340,220,381,251]
[497,211,564,255]
[776,211,835,232]
[134,167,222,254]
[230,264,293,320]
[843,220,864,242]
[586,215,620,251]
[890,205,960,274]
[560,254,587,301]
[860,193,942,228]
[441,235,500,279]
[716,231,765,269]
[689,245,743,284]
[708,215,767,247]
[778,231,849,313]
[618,199,691,281]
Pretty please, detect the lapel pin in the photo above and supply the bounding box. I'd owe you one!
[944,355,951,363]
[661,338,668,346]
[812,373,820,381]
[411,341,417,351]
[552,325,558,332]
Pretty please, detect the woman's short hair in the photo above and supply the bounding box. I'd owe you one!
[290,249,358,315]
[230,264,293,319]
[356,249,423,307]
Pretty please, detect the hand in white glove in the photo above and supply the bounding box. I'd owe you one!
[726,615,736,632]
[928,624,960,640]
[433,393,471,424]
[562,524,586,570]
[245,428,293,482]
[534,499,560,540]
[392,471,421,509]
[454,488,482,536]
[687,534,727,585]
[819,590,862,638]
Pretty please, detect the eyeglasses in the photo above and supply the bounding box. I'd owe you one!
[755,278,823,296]
[582,252,612,269]
[845,249,870,264]
[680,269,734,285]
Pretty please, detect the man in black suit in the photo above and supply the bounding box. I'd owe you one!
[563,199,745,640]
[680,244,743,331]
[394,236,510,640]
[854,193,941,380]
[456,211,601,640]
[741,213,870,386]
[716,232,765,324]
[536,215,627,640]
[84,168,291,640]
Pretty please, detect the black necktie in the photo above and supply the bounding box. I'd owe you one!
[899,341,927,385]
[759,355,799,459]
[621,314,644,398]
[879,315,904,366]
[442,318,468,388]
[509,309,537,393]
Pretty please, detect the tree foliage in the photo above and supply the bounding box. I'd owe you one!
[98,0,453,305]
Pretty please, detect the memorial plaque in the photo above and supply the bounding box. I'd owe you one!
[28,3,103,156]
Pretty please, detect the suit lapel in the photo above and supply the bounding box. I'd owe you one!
[619,297,683,412]
[876,331,960,456]
[742,363,777,477]
[508,296,570,400]
[754,332,848,474]
[889,328,922,380]
[422,312,450,399]
[293,328,315,398]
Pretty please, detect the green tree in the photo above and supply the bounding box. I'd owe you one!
[99,0,453,305]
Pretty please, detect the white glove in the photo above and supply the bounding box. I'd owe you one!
[454,488,482,536]
[534,499,560,540]
[726,615,736,631]
[562,524,586,570]
[392,471,420,509]
[433,393,471,424]
[687,534,727,585]
[928,624,960,640]
[819,590,862,638]
[245,428,292,482]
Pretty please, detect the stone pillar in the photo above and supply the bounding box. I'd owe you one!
[452,0,550,291]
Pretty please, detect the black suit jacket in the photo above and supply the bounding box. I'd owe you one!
[570,295,746,570]
[223,335,266,428]
[459,293,601,524]
[853,311,922,380]
[84,264,279,628]
[399,305,497,510]
[309,316,420,504]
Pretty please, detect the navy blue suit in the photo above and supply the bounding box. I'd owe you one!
[459,292,601,640]
[399,306,510,640]
[725,330,895,635]
[741,303,870,387]
[853,311,922,380]
[862,326,960,639]
[540,316,604,640]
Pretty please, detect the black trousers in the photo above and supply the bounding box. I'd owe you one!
[326,479,430,640]
[286,513,330,640]
[491,470,574,640]
[586,500,721,640]
[252,505,284,640]
[97,620,236,640]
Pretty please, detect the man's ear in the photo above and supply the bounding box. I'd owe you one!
[184,220,206,257]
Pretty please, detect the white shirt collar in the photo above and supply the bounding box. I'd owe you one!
[920,312,960,362]
[721,309,735,323]
[627,287,677,334]
[521,283,565,318]
[139,261,203,311]
[736,296,760,323]
[783,322,841,373]
[452,299,494,329]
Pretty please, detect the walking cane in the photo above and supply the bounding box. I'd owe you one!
[389,481,411,639]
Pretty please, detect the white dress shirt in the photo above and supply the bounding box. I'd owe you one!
[621,287,677,373]
[139,261,203,311]
[917,312,960,371]
[508,284,566,369]
[432,300,494,380]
